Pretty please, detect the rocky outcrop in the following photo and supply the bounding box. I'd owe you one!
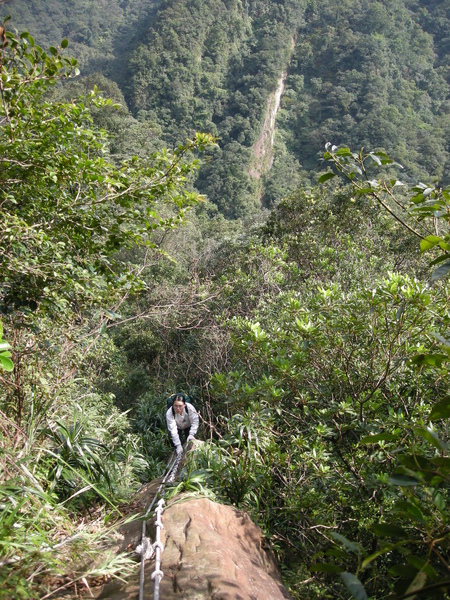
[248,71,287,182]
[248,37,296,186]
[94,492,292,600]
[158,497,292,600]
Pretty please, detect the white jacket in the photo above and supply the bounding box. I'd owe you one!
[166,403,199,447]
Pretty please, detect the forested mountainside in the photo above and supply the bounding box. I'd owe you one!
[6,0,450,215]
[2,1,450,599]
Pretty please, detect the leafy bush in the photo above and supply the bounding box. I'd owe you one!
[207,270,450,598]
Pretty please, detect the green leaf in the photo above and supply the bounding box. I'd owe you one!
[360,433,396,444]
[416,427,447,451]
[433,491,445,511]
[61,39,69,49]
[361,545,396,569]
[340,573,368,600]
[404,571,427,599]
[325,548,350,559]
[410,353,448,368]
[431,261,450,281]
[330,532,363,554]
[335,147,353,157]
[372,523,408,538]
[310,563,342,573]
[429,398,450,420]
[0,354,14,372]
[432,457,450,470]
[388,474,420,486]
[318,172,336,184]
[395,501,425,523]
[420,235,441,252]
[389,564,418,578]
[430,332,450,346]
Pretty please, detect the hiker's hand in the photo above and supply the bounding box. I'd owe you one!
[176,444,183,456]
[187,435,195,442]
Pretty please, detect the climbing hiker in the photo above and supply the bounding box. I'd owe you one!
[166,393,199,456]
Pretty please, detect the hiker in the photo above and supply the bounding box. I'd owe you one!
[166,393,199,456]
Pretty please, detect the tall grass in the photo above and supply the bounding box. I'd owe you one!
[0,406,147,599]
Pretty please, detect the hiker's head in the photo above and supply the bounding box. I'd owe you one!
[173,394,186,415]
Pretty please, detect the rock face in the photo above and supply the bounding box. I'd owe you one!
[94,492,292,600]
[157,497,292,600]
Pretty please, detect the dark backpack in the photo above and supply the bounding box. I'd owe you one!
[166,393,195,415]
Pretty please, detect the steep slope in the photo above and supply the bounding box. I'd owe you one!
[5,0,450,216]
[123,0,306,217]
[248,71,288,183]
[266,0,450,201]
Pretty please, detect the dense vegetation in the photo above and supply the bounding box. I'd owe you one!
[0,25,213,598]
[7,0,450,214]
[2,0,450,598]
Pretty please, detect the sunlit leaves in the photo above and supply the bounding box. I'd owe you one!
[320,143,450,281]
[0,321,13,372]
[0,31,214,315]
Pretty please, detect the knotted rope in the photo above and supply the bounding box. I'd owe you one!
[151,498,165,600]
[137,447,184,600]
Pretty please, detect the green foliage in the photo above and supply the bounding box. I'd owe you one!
[165,462,216,501]
[0,27,213,315]
[7,0,450,214]
[123,0,305,216]
[4,0,160,75]
[194,406,276,511]
[3,4,450,598]
[0,321,13,372]
[320,143,450,282]
[0,424,138,599]
[280,0,450,185]
[43,414,111,504]
[208,270,450,598]
[0,27,216,598]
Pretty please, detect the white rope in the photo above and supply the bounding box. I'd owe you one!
[167,451,184,483]
[138,447,184,600]
[151,498,165,600]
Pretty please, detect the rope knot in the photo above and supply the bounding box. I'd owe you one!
[136,537,155,560]
[151,569,164,581]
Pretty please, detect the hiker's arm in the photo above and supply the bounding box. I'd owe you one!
[166,408,182,447]
[187,404,199,437]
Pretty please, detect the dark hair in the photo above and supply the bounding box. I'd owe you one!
[174,394,186,404]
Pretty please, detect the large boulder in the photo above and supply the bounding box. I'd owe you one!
[95,493,292,599]
[157,496,292,600]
